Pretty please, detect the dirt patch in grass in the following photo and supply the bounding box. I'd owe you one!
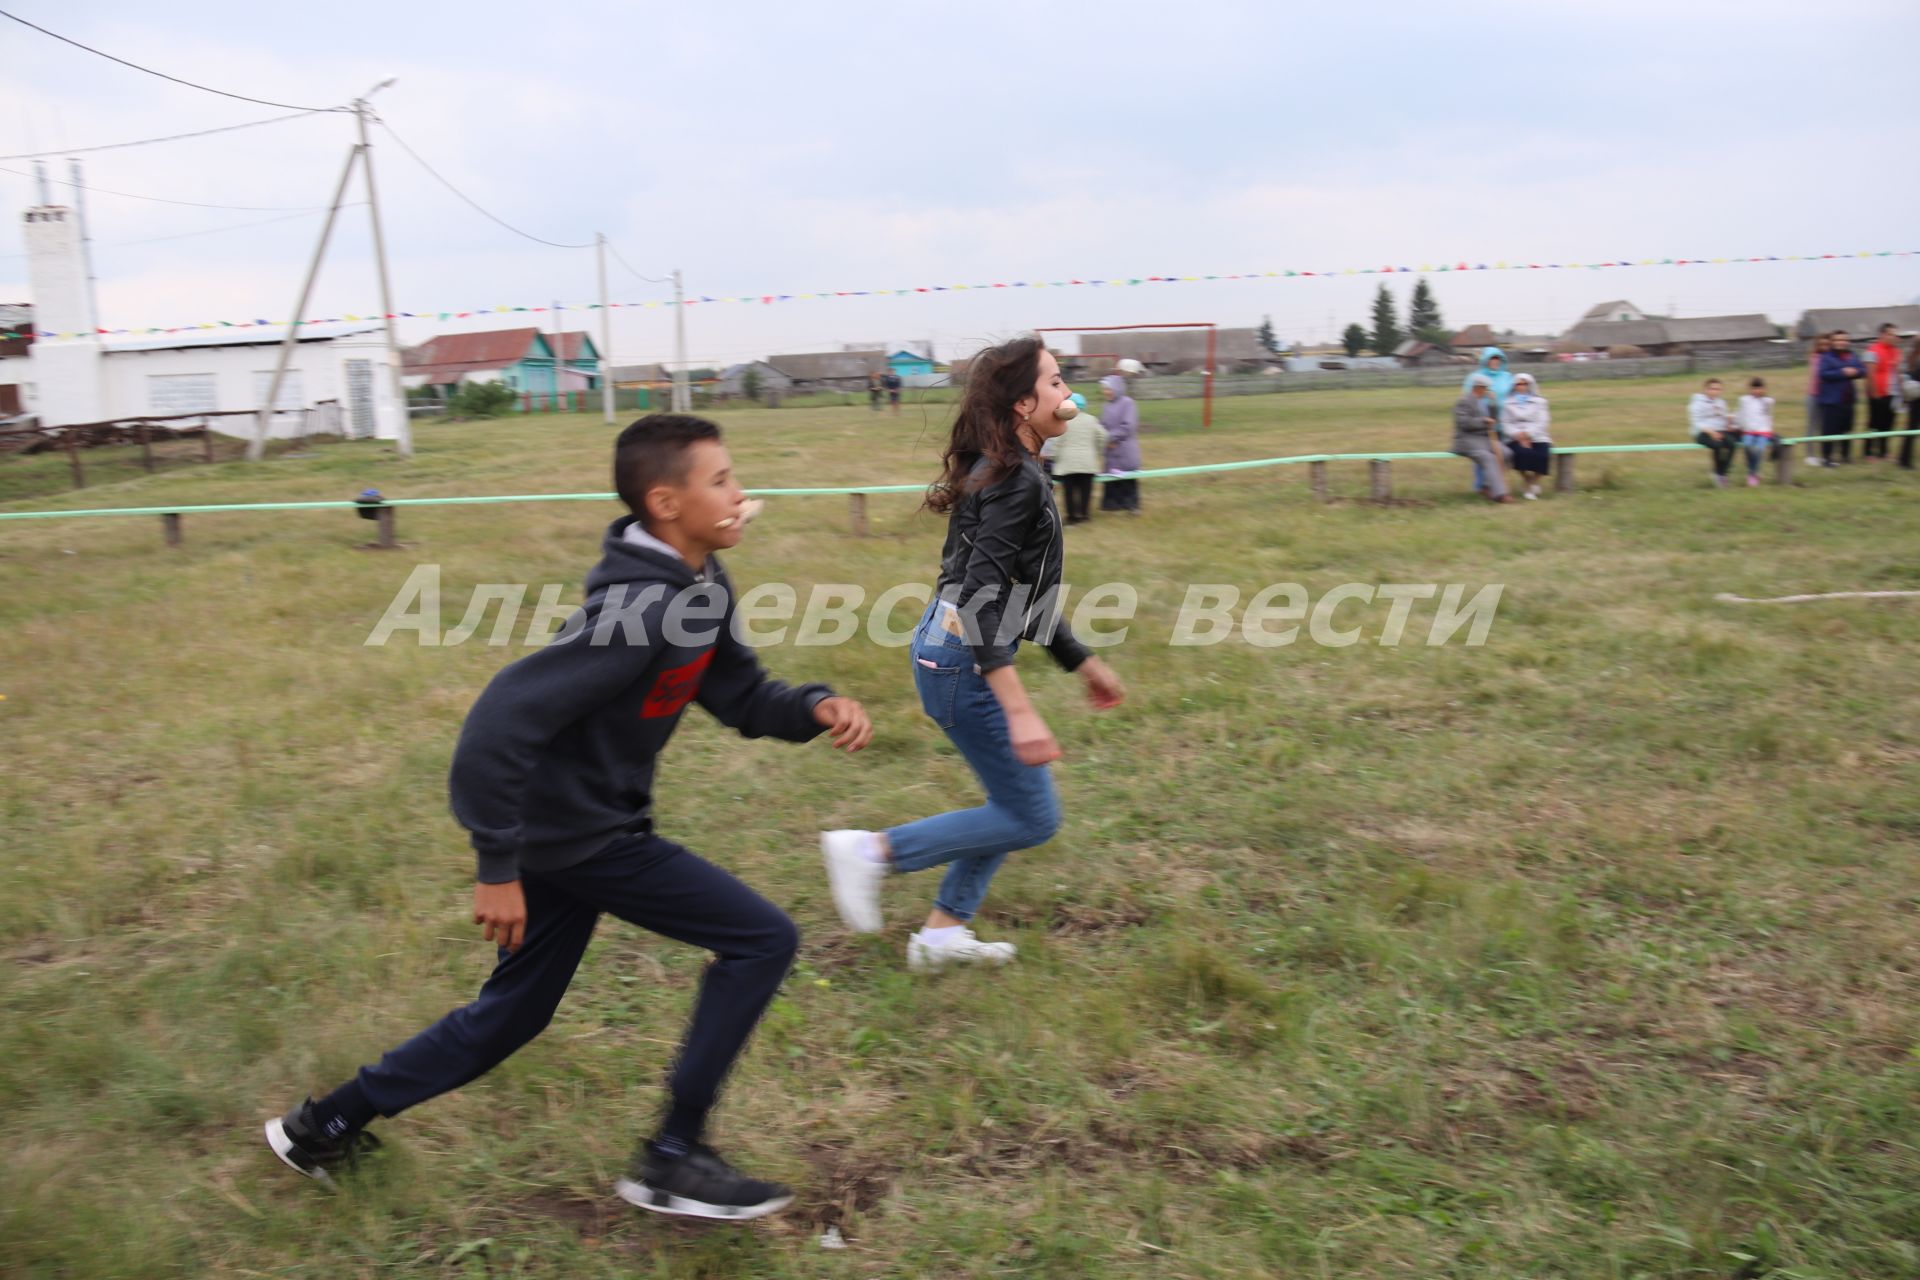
[800,1142,898,1233]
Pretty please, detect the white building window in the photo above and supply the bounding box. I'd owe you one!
[252,370,306,410]
[148,373,218,414]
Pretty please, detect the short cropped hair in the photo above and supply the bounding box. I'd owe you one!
[613,414,722,520]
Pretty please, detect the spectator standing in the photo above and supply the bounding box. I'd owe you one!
[1902,335,1920,470]
[1803,334,1831,466]
[1863,322,1902,460]
[1816,331,1866,466]
[1098,374,1142,513]
[1050,392,1107,525]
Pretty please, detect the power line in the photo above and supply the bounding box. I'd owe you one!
[104,206,352,249]
[0,162,330,212]
[605,239,670,284]
[0,207,346,259]
[0,8,349,113]
[0,111,332,162]
[372,115,593,250]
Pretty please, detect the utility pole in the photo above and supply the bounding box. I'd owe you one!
[254,144,362,461]
[596,232,615,424]
[354,82,412,458]
[69,159,101,333]
[672,268,691,412]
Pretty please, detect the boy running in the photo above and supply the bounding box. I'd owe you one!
[263,414,872,1221]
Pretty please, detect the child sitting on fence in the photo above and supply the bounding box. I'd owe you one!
[1734,377,1777,488]
[1688,377,1738,489]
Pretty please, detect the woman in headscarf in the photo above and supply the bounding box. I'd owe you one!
[1098,373,1141,513]
[1460,348,1515,494]
[1452,375,1511,503]
[1500,372,1552,499]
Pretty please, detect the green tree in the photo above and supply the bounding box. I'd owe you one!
[1408,277,1447,341]
[742,367,762,401]
[1256,315,1278,353]
[1369,284,1403,355]
[1341,323,1369,358]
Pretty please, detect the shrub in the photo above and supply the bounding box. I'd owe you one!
[446,381,518,419]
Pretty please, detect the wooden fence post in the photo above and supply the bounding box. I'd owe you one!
[140,421,155,473]
[848,492,869,536]
[202,426,216,464]
[64,429,85,489]
[1554,452,1576,493]
[161,513,182,547]
[376,506,397,549]
[1368,459,1392,501]
[1774,441,1796,486]
[1309,459,1329,502]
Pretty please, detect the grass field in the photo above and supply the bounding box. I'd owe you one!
[2,372,1917,1279]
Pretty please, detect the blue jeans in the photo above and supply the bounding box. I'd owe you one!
[884,603,1061,921]
[1741,435,1773,475]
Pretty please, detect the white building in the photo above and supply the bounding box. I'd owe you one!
[1,203,404,441]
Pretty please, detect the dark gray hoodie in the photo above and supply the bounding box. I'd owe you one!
[449,515,832,883]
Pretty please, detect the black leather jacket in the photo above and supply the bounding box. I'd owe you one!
[934,454,1090,674]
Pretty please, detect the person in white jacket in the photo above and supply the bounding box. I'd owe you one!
[1688,377,1737,489]
[1734,377,1776,487]
[1047,392,1109,524]
[1499,372,1553,499]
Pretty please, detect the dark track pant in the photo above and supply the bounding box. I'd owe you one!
[1700,435,1737,477]
[1059,472,1094,522]
[1865,396,1893,458]
[348,834,797,1122]
[1820,400,1855,464]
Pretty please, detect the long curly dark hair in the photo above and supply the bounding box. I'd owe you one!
[925,334,1046,514]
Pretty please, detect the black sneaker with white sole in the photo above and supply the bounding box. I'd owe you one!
[263,1096,381,1186]
[614,1142,794,1221]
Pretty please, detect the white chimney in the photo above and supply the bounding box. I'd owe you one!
[24,205,106,426]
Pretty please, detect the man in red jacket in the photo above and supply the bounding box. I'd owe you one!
[1864,322,1902,461]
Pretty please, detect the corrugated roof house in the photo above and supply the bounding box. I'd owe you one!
[1562,312,1777,354]
[764,350,886,390]
[1072,327,1269,373]
[1796,306,1920,340]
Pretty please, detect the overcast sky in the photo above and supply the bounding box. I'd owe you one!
[4,0,1918,365]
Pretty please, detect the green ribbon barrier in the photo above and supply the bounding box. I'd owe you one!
[2,430,1914,523]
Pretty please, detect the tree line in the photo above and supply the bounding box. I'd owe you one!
[1338,278,1449,358]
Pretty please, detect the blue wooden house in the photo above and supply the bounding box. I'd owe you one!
[403,327,601,400]
[887,349,936,378]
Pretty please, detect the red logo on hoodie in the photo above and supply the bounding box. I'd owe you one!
[640,649,713,719]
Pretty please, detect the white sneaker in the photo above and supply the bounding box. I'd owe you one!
[907,928,1017,973]
[1523,488,1538,500]
[819,831,885,933]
